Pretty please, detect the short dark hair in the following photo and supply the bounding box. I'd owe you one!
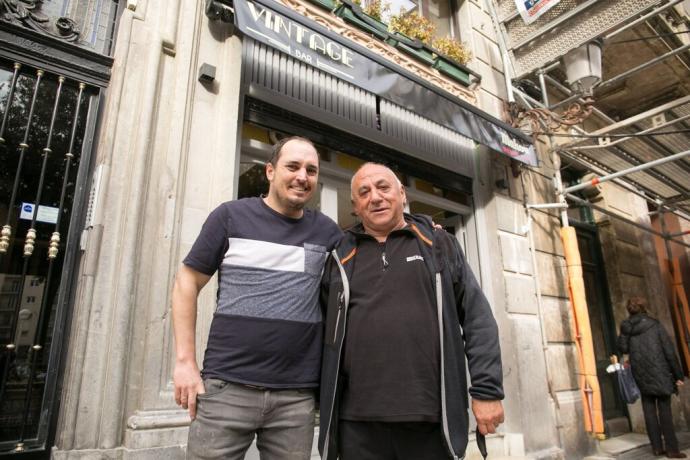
[626,297,648,315]
[269,136,318,166]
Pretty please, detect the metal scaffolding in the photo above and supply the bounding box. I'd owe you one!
[494,0,690,441]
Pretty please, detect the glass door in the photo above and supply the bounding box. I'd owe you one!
[0,59,97,456]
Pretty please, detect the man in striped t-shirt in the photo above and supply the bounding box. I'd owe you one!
[172,137,342,460]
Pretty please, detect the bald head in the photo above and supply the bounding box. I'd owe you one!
[350,163,407,241]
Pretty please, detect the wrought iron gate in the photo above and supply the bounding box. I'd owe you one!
[0,58,97,455]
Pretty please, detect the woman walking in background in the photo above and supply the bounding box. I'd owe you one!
[617,297,686,458]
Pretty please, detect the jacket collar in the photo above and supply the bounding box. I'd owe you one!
[334,214,437,268]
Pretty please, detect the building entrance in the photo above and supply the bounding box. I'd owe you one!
[574,223,628,430]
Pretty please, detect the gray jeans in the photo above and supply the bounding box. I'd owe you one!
[187,379,316,460]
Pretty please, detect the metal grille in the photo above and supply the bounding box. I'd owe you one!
[379,100,475,178]
[244,39,477,178]
[562,99,690,213]
[495,0,519,21]
[245,40,378,130]
[0,58,96,455]
[502,0,589,40]
[499,0,659,76]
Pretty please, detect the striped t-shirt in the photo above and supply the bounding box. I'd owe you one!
[183,197,342,388]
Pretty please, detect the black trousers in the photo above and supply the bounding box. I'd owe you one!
[641,394,679,453]
[338,420,450,460]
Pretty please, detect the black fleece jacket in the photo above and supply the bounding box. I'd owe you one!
[617,313,683,396]
[318,215,503,460]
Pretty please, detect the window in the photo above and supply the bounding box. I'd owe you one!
[384,0,456,40]
[422,0,453,39]
[386,0,416,19]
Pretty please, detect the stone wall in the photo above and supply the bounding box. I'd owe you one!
[53,1,243,457]
[456,4,577,452]
[457,0,507,119]
[486,149,569,458]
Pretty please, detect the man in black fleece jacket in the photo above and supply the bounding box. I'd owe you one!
[319,163,504,460]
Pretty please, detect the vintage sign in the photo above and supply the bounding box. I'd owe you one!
[235,0,361,82]
[234,0,537,166]
[515,0,561,24]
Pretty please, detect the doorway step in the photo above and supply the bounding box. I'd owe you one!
[584,432,690,459]
[606,417,632,437]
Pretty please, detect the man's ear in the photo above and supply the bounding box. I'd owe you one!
[265,162,275,181]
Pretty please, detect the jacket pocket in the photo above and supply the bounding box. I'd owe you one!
[325,288,345,346]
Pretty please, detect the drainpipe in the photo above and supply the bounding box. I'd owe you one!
[522,183,567,451]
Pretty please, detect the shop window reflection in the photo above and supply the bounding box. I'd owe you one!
[423,0,452,39]
[385,0,454,40]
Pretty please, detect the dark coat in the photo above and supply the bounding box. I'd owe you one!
[318,215,504,460]
[617,313,683,396]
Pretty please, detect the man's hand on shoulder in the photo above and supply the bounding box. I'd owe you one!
[174,359,205,420]
[472,399,504,435]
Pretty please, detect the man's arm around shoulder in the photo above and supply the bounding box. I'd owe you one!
[172,264,212,420]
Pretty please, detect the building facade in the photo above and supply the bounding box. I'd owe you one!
[0,0,689,459]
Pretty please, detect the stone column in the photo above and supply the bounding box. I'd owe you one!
[53,0,243,457]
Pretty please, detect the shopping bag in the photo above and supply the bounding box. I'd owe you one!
[616,363,640,404]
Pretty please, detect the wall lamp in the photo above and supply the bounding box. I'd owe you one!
[507,40,602,135]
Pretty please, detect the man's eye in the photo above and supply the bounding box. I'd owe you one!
[286,165,298,171]
[307,168,318,175]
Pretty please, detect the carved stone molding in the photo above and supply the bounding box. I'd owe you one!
[276,0,477,105]
[1,0,81,43]
[0,22,112,86]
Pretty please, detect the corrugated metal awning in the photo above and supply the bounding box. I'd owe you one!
[243,39,477,179]
[233,0,537,166]
[558,96,690,217]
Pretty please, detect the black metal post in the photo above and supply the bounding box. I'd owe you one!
[0,63,22,145]
[0,69,44,255]
[16,75,67,445]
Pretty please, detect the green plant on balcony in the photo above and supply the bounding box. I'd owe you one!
[431,36,472,65]
[388,10,435,44]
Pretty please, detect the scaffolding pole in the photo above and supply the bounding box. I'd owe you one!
[565,194,690,250]
[563,150,690,195]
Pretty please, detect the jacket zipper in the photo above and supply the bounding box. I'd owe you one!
[437,273,460,460]
[323,250,350,460]
[333,292,344,344]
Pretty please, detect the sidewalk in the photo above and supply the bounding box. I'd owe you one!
[590,432,690,459]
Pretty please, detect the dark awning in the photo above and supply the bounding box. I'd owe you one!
[231,0,537,166]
